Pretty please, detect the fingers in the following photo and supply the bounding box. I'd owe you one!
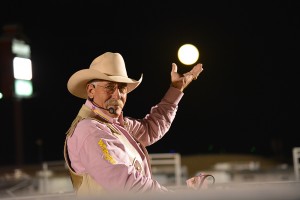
[186,177,196,189]
[171,63,177,73]
[183,72,195,82]
[194,176,202,186]
[191,64,203,73]
[191,63,203,80]
[186,176,202,190]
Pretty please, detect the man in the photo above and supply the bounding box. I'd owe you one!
[64,52,204,195]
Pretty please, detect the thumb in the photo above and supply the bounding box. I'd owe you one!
[171,63,177,73]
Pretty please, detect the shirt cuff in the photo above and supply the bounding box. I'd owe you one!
[162,86,184,105]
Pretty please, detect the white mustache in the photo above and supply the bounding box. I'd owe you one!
[105,99,124,108]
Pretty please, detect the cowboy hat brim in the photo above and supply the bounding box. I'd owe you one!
[67,68,143,99]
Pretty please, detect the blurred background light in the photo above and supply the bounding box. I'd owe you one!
[14,79,33,97]
[12,38,31,58]
[13,57,32,80]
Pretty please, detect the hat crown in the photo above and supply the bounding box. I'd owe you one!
[90,52,128,77]
[67,52,142,99]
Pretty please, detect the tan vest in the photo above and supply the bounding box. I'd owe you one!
[64,105,151,196]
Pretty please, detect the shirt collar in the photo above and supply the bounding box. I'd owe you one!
[85,99,124,125]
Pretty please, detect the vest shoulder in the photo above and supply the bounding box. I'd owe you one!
[76,118,112,134]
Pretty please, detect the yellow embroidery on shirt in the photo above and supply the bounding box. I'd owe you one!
[98,139,116,164]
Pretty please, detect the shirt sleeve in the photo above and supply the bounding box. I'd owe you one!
[68,119,168,193]
[125,86,184,146]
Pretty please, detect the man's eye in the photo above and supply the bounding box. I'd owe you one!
[106,85,115,90]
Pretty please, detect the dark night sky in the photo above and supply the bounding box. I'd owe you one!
[0,1,299,166]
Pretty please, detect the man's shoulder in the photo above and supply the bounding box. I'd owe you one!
[76,117,106,128]
[75,118,112,135]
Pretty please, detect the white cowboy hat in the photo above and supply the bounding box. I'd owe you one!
[67,52,143,99]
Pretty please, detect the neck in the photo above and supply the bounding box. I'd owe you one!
[89,99,117,115]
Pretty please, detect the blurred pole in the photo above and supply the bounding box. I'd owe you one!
[36,138,44,163]
[14,97,24,166]
[0,24,32,166]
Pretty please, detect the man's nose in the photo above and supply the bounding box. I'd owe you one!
[111,87,121,99]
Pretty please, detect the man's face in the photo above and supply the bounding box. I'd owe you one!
[87,80,128,117]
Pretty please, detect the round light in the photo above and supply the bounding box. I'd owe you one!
[177,44,199,65]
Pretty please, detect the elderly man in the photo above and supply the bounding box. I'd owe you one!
[64,52,204,195]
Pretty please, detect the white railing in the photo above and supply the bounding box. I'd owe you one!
[149,153,182,186]
[0,154,184,198]
[293,147,300,181]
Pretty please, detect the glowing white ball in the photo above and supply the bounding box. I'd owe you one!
[177,44,199,65]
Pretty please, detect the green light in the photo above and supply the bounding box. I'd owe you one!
[14,79,33,97]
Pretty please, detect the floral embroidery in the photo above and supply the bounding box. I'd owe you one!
[98,139,116,164]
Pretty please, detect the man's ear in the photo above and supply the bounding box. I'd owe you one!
[86,84,95,99]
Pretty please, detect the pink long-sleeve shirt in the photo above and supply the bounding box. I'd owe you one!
[67,86,183,192]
